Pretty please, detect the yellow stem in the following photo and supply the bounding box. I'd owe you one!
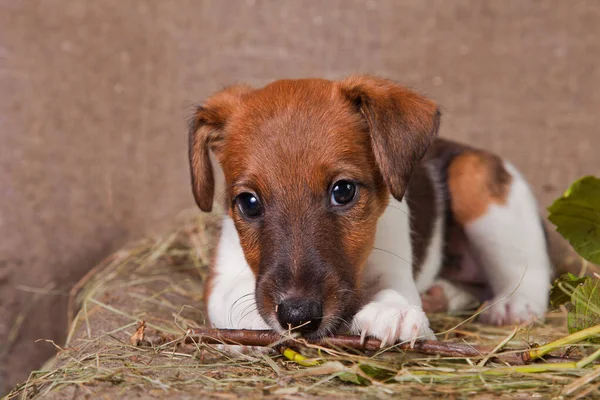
[576,347,600,369]
[401,361,586,380]
[528,324,600,361]
[281,347,321,367]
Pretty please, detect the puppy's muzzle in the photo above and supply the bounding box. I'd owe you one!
[276,298,322,333]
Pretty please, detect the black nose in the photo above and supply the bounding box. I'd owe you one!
[277,298,322,333]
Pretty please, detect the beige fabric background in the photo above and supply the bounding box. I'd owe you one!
[1,0,598,391]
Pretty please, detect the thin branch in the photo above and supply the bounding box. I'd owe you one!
[186,327,530,365]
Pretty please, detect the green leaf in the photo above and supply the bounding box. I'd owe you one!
[337,371,370,386]
[358,364,397,382]
[547,176,600,264]
[336,363,396,385]
[567,278,600,342]
[550,273,588,309]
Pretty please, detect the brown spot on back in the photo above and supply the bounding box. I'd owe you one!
[447,151,512,224]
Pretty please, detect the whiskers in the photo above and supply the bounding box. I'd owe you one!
[384,201,421,238]
[386,203,410,217]
[371,247,413,269]
[318,313,352,338]
[239,302,260,326]
[228,292,257,328]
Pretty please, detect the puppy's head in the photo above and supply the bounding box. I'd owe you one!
[189,76,440,337]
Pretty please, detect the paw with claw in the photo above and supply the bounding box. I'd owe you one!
[351,299,436,347]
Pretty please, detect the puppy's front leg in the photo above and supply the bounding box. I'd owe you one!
[352,198,436,347]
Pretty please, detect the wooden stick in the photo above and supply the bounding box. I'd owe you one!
[186,328,529,365]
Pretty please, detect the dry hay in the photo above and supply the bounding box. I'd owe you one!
[4,212,599,400]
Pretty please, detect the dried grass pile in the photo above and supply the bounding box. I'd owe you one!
[5,212,599,399]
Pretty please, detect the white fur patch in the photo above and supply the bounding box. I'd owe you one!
[415,197,445,292]
[465,162,551,325]
[365,196,420,304]
[207,217,270,330]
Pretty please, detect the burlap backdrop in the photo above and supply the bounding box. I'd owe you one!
[1,0,598,391]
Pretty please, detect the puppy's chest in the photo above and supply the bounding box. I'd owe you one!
[362,165,447,298]
[362,161,487,298]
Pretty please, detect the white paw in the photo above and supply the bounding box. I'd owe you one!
[351,301,436,347]
[479,293,546,326]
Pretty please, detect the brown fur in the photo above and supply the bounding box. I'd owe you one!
[447,151,512,225]
[189,76,440,335]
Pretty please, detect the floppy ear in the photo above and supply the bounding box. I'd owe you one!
[188,84,253,212]
[338,75,441,200]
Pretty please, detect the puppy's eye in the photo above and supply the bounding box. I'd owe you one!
[331,180,357,206]
[236,192,263,218]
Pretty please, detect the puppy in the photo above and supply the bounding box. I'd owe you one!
[188,76,552,346]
